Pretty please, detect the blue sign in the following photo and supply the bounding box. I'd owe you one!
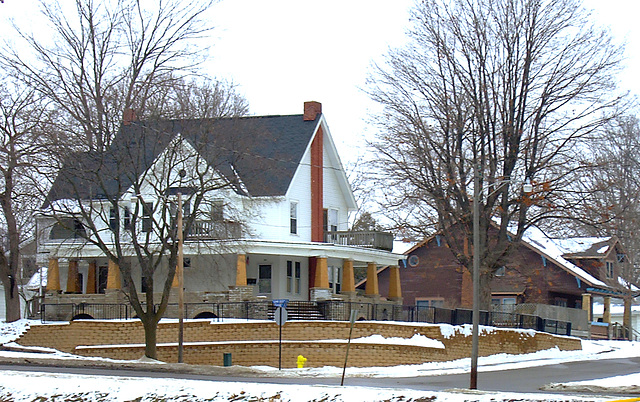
[272,299,289,308]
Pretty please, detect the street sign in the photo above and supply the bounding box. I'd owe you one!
[275,307,288,326]
[273,299,289,308]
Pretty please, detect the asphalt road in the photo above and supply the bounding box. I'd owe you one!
[0,356,639,396]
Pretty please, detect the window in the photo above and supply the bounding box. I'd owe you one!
[142,202,153,232]
[123,207,132,230]
[408,255,419,267]
[287,261,293,293]
[183,257,191,268]
[416,298,444,308]
[295,262,301,294]
[606,261,614,279]
[211,200,224,221]
[290,202,298,235]
[495,266,506,277]
[109,208,118,231]
[329,265,341,293]
[617,253,626,263]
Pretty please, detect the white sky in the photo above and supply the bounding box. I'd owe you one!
[1,0,639,169]
[0,319,639,400]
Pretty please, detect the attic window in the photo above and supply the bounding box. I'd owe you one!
[495,266,506,277]
[408,255,419,267]
[617,253,626,263]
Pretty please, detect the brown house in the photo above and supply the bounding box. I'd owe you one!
[366,226,635,324]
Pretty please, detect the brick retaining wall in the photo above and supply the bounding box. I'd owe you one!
[17,320,581,368]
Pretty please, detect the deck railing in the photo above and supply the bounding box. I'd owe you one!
[186,220,242,240]
[324,230,394,251]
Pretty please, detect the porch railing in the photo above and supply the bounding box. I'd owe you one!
[186,220,242,240]
[324,230,394,251]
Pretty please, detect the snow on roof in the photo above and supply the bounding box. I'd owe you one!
[521,226,607,288]
[393,239,418,255]
[551,237,610,255]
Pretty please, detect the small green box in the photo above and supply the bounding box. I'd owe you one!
[223,352,232,367]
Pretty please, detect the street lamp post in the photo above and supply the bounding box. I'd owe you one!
[470,163,480,390]
[470,164,532,390]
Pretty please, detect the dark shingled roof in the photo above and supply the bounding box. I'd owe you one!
[46,114,320,204]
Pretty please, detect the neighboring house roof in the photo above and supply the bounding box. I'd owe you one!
[520,226,608,288]
[552,237,616,259]
[46,114,321,204]
[401,225,614,289]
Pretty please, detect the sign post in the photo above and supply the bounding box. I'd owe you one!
[341,310,358,386]
[273,300,289,370]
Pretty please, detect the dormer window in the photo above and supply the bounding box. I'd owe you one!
[605,261,614,279]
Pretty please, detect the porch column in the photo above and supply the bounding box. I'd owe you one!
[314,257,329,289]
[106,259,121,290]
[388,265,402,300]
[341,259,355,294]
[236,254,247,286]
[86,261,97,294]
[624,297,632,339]
[365,262,379,297]
[66,260,80,293]
[46,258,61,293]
[582,293,592,322]
[603,296,612,324]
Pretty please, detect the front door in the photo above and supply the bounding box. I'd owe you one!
[258,264,272,295]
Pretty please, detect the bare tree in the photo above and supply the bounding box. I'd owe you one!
[1,0,214,151]
[580,116,640,292]
[367,0,624,308]
[0,82,57,322]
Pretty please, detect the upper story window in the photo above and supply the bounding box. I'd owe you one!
[605,261,614,279]
[123,207,132,230]
[142,202,153,233]
[323,208,338,232]
[211,200,224,221]
[109,207,118,231]
[290,201,298,235]
[49,218,87,240]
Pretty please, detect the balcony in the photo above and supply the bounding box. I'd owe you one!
[324,231,394,252]
[187,220,242,240]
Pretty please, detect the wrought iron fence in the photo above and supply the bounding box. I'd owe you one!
[40,300,572,336]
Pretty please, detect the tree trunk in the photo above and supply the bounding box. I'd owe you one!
[141,316,158,359]
[479,269,493,312]
[4,278,20,322]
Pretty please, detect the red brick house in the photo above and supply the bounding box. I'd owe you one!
[367,226,634,322]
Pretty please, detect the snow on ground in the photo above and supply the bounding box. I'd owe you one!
[0,319,639,401]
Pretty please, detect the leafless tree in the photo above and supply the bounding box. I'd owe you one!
[367,0,624,308]
[0,82,58,322]
[2,0,215,151]
[578,116,640,293]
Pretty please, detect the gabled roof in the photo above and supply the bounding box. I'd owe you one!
[553,237,616,259]
[46,114,321,204]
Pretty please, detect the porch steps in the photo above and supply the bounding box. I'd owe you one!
[268,302,325,320]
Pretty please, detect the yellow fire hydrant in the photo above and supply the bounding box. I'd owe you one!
[297,354,307,368]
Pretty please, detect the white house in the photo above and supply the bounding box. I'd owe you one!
[36,102,404,320]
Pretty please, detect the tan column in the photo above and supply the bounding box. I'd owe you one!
[582,293,592,322]
[66,260,80,293]
[236,254,247,286]
[46,258,61,292]
[365,262,379,296]
[603,296,612,324]
[106,259,121,290]
[341,259,355,293]
[86,261,96,294]
[314,257,329,288]
[388,265,402,299]
[624,297,632,338]
[172,266,179,288]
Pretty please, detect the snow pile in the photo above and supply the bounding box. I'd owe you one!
[351,334,444,349]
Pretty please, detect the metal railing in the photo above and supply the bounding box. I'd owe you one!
[324,230,394,251]
[40,300,572,336]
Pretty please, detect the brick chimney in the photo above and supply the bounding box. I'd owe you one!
[123,108,137,126]
[303,101,322,121]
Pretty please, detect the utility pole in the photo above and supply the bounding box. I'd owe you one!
[177,192,184,363]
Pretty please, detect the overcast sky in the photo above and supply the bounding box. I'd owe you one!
[1,0,639,168]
